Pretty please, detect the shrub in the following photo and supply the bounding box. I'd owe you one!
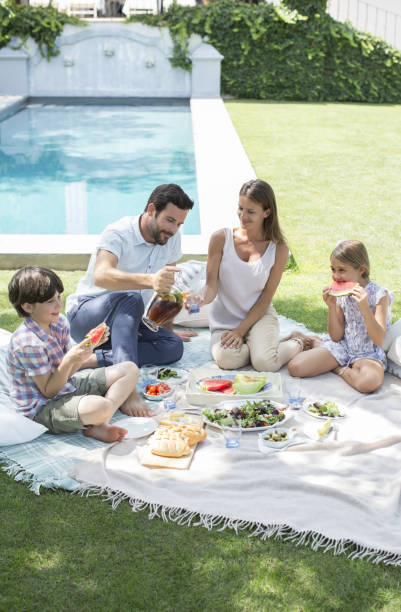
[128,0,401,103]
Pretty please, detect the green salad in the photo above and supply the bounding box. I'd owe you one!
[307,400,344,418]
[157,368,180,380]
[203,400,285,429]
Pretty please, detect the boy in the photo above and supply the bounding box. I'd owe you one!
[7,266,140,443]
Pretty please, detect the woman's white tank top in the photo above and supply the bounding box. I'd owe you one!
[209,228,277,332]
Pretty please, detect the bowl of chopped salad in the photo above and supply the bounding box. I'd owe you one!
[202,399,288,431]
[302,399,345,419]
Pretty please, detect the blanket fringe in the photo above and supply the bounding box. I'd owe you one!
[1,454,58,495]
[73,483,401,567]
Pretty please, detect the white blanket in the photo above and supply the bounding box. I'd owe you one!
[71,369,401,565]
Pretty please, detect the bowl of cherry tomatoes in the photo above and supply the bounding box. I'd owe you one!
[143,382,173,401]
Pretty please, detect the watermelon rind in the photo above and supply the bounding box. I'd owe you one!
[329,281,357,297]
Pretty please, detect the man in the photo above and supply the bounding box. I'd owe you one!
[66,184,196,417]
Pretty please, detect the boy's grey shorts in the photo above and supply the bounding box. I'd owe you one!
[34,368,107,434]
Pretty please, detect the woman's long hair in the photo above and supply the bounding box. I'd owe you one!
[239,179,286,244]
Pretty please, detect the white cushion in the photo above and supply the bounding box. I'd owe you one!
[388,337,401,367]
[382,319,401,352]
[175,260,210,328]
[0,329,47,445]
[0,395,47,446]
[387,358,401,380]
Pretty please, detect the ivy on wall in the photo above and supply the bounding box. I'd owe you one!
[128,0,401,103]
[0,1,83,59]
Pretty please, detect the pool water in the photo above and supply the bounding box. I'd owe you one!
[0,104,200,235]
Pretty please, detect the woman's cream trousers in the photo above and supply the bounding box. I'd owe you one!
[210,305,301,372]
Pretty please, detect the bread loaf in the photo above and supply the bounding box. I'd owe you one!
[163,424,206,446]
[151,436,191,458]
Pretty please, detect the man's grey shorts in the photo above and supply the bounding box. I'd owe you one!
[34,368,107,434]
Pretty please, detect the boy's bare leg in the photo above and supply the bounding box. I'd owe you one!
[336,358,384,394]
[288,347,339,377]
[78,396,128,443]
[105,361,155,418]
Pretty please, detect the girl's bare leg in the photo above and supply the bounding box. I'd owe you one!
[337,358,384,393]
[288,347,339,378]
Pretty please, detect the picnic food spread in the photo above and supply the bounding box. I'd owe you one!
[200,374,267,395]
[329,280,357,297]
[203,399,286,428]
[84,322,108,347]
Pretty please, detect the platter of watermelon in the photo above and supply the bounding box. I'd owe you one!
[185,368,284,406]
[197,374,272,396]
[329,281,357,297]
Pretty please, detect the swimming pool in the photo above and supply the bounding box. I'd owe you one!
[0,103,200,235]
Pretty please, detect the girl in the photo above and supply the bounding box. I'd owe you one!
[201,179,313,372]
[288,240,393,393]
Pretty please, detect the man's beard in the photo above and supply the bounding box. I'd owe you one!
[148,219,173,245]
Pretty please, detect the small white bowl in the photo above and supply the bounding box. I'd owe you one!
[259,427,296,449]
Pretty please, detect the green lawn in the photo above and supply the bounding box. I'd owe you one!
[1,101,401,610]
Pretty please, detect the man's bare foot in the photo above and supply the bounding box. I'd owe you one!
[84,423,128,443]
[120,389,155,417]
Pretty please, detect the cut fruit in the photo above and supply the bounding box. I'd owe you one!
[84,322,108,347]
[233,374,266,395]
[329,281,357,297]
[317,418,332,438]
[200,378,234,393]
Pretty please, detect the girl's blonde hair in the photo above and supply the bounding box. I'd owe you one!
[239,179,286,244]
[331,240,370,280]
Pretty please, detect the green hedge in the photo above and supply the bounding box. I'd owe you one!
[128,0,401,103]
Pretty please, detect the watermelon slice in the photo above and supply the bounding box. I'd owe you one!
[200,378,234,393]
[329,281,357,297]
[84,322,109,347]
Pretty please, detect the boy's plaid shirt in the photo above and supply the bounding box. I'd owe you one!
[7,315,76,419]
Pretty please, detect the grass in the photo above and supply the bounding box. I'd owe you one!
[2,100,401,610]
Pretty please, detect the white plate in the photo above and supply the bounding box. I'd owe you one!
[202,399,289,432]
[302,399,346,420]
[196,374,272,395]
[143,385,174,401]
[116,417,158,439]
[155,367,188,384]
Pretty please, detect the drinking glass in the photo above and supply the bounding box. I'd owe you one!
[286,377,302,409]
[221,420,242,449]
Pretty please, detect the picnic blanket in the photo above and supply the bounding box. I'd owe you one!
[2,318,401,565]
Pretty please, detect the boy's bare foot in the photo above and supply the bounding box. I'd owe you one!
[84,423,128,443]
[120,389,155,417]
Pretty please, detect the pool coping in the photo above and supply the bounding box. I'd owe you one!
[0,96,256,267]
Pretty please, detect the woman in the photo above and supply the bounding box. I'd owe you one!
[202,179,312,371]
